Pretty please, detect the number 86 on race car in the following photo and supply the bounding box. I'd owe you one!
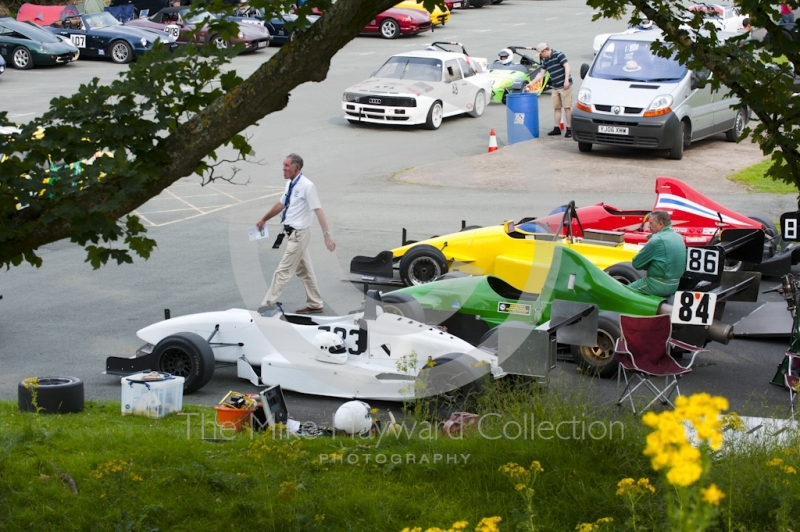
[671,291,718,325]
[685,246,723,281]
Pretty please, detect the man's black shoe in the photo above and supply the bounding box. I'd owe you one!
[547,127,561,136]
[565,128,572,138]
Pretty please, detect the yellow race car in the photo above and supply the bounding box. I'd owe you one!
[351,208,650,293]
[395,1,450,25]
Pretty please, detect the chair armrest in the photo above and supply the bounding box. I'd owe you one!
[668,339,707,369]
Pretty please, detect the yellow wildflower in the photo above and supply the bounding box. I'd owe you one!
[314,514,325,521]
[784,466,797,475]
[596,517,613,524]
[514,483,527,491]
[722,412,745,432]
[767,458,784,467]
[401,528,422,532]
[452,522,469,531]
[701,483,726,506]
[474,516,502,532]
[575,524,597,532]
[529,461,544,473]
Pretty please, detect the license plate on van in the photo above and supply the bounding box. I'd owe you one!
[598,126,629,135]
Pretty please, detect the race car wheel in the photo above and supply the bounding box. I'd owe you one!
[726,108,746,142]
[424,101,444,130]
[501,90,509,104]
[18,376,84,414]
[380,293,427,323]
[470,90,486,118]
[399,244,448,286]
[379,19,399,39]
[109,41,133,64]
[578,142,592,153]
[11,47,33,70]
[416,353,488,419]
[669,120,687,160]
[747,213,780,256]
[604,262,644,285]
[153,332,215,394]
[570,313,620,378]
[211,35,230,49]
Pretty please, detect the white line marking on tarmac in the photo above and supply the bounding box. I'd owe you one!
[545,17,558,20]
[134,192,282,227]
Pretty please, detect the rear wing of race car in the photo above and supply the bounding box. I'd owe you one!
[430,41,469,55]
[507,45,541,66]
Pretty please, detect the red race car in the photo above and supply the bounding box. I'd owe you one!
[362,7,432,39]
[532,176,798,276]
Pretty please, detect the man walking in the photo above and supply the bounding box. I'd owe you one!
[629,211,687,297]
[256,154,336,314]
[527,43,573,138]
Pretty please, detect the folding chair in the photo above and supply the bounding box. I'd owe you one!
[786,353,800,417]
[615,314,706,414]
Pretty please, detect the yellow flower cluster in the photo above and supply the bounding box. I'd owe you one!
[93,459,128,479]
[247,438,307,461]
[721,412,745,432]
[767,458,797,475]
[700,484,725,506]
[498,461,543,480]
[575,517,613,532]
[616,477,656,496]
[277,480,297,501]
[642,393,728,487]
[400,519,492,532]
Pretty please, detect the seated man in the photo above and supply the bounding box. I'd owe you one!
[628,210,687,297]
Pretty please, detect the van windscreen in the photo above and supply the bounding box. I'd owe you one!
[592,39,687,82]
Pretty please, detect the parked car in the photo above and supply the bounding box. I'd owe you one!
[124,7,269,52]
[343,42,491,129]
[362,7,432,39]
[395,1,450,26]
[47,12,175,64]
[573,30,747,159]
[686,4,747,32]
[0,17,79,69]
[0,53,5,75]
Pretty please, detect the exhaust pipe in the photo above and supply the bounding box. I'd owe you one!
[657,303,734,345]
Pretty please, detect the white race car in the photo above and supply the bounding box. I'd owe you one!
[105,296,505,401]
[686,4,747,32]
[342,41,492,130]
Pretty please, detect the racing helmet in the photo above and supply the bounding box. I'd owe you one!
[498,48,513,64]
[638,19,654,29]
[334,400,372,435]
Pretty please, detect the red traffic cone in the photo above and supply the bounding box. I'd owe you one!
[559,115,565,131]
[488,129,498,152]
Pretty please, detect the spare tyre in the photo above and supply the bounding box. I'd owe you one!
[18,376,84,414]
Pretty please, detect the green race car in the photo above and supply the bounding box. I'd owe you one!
[488,46,550,103]
[380,246,748,377]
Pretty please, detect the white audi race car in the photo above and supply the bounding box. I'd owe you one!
[342,41,492,130]
[106,296,505,401]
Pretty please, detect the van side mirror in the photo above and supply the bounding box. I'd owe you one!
[691,70,708,90]
[580,63,589,79]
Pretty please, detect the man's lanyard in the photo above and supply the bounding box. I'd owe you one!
[280,174,302,224]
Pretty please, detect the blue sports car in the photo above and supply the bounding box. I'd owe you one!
[47,12,175,64]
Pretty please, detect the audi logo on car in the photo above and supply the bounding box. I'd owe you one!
[368,98,382,104]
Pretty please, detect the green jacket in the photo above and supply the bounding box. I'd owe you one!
[628,225,687,297]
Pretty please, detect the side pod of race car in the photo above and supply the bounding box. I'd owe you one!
[384,246,760,377]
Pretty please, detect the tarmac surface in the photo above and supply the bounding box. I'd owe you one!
[1,0,799,426]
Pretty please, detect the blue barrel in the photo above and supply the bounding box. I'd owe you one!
[506,93,539,144]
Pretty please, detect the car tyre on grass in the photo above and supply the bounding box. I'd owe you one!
[18,376,84,414]
[153,332,215,393]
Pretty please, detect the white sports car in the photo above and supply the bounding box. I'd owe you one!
[342,41,492,130]
[105,297,504,401]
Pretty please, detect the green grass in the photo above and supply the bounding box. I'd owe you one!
[0,382,798,531]
[728,159,798,194]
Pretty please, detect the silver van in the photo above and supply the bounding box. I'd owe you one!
[571,31,746,160]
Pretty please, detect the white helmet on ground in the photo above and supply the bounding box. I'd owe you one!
[334,400,372,435]
[498,48,513,64]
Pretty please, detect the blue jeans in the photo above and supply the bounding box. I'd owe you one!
[780,13,795,25]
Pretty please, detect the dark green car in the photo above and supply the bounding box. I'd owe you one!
[384,246,741,377]
[0,18,79,70]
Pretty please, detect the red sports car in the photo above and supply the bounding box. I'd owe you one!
[532,176,798,275]
[362,7,432,39]
[124,7,269,51]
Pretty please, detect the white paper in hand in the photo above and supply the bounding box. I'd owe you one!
[248,226,269,242]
